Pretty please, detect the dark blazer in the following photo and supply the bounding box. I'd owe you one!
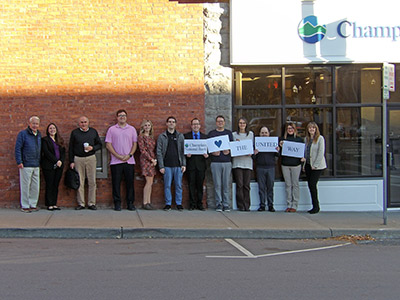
[184,132,208,171]
[41,136,66,170]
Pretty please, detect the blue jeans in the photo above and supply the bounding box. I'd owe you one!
[163,167,183,205]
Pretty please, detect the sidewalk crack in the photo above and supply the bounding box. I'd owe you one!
[221,212,240,228]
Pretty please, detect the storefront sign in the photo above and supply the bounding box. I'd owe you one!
[230,139,254,157]
[255,137,279,152]
[184,139,208,155]
[231,0,400,64]
[281,141,305,159]
[207,135,230,153]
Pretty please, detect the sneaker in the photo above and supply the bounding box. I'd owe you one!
[143,203,154,210]
[177,205,183,211]
[257,207,265,212]
[223,207,230,212]
[30,207,40,212]
[21,208,31,213]
[216,205,222,212]
[163,205,171,211]
[88,205,97,210]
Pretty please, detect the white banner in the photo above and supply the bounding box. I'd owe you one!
[255,137,279,152]
[184,139,208,155]
[230,139,254,157]
[207,135,231,153]
[282,141,305,158]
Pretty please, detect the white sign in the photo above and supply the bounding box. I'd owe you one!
[230,139,254,157]
[184,139,208,155]
[255,137,279,152]
[207,135,231,153]
[231,0,400,65]
[281,141,305,158]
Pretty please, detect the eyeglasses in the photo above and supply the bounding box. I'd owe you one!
[118,114,127,117]
[192,123,200,126]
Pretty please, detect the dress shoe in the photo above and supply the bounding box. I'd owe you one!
[197,205,205,211]
[75,205,85,210]
[177,205,184,211]
[88,205,97,210]
[127,205,136,211]
[189,206,195,211]
[53,206,61,210]
[114,206,121,211]
[257,207,265,211]
[285,208,291,212]
[47,206,54,211]
[268,206,276,212]
[289,208,297,212]
[143,203,154,210]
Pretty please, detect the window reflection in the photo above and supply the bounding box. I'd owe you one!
[336,108,382,176]
[285,67,332,105]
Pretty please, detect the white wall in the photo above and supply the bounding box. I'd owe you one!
[233,179,384,211]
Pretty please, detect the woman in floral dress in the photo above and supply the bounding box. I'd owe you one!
[138,120,157,209]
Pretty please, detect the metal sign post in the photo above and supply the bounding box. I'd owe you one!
[382,63,395,225]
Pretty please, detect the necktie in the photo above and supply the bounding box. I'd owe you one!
[195,133,198,139]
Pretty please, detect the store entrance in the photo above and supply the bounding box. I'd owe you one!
[388,108,400,207]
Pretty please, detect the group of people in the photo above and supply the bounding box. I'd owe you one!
[14,112,326,214]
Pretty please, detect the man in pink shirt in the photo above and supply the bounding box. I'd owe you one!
[105,109,138,211]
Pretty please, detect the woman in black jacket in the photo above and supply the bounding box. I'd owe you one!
[279,122,304,212]
[41,123,65,210]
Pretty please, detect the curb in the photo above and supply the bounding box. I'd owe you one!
[1,228,400,239]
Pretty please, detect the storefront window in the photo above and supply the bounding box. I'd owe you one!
[336,107,382,176]
[235,68,282,106]
[336,65,382,104]
[285,67,332,105]
[235,109,282,137]
[234,64,384,179]
[387,64,400,103]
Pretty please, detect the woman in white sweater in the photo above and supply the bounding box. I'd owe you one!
[304,122,327,214]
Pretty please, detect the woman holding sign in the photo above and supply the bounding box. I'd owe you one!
[304,122,327,214]
[280,122,304,212]
[232,117,254,211]
[138,120,157,210]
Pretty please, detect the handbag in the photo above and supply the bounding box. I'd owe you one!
[64,168,80,190]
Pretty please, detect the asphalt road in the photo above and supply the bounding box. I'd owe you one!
[0,238,399,300]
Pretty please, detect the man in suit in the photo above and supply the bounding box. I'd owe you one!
[184,118,209,211]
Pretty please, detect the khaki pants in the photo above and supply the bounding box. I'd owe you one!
[281,165,301,209]
[19,167,40,209]
[74,155,97,207]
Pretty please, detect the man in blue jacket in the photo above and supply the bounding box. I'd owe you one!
[15,116,42,213]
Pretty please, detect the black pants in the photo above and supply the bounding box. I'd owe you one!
[43,167,63,207]
[305,164,322,210]
[187,169,205,208]
[111,163,135,208]
[233,168,252,211]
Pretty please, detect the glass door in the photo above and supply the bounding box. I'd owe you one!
[388,109,400,207]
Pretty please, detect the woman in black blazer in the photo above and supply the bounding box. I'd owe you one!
[41,123,65,210]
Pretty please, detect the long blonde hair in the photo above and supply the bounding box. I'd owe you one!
[140,120,154,137]
[305,122,321,144]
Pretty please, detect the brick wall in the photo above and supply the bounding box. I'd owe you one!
[0,0,205,208]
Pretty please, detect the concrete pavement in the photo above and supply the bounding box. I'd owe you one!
[0,208,399,239]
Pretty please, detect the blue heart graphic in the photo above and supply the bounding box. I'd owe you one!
[214,140,222,148]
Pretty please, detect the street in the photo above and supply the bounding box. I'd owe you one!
[0,238,399,300]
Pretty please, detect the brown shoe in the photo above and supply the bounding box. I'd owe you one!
[285,208,291,212]
[289,208,297,212]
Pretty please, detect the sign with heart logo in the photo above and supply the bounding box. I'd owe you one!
[207,135,230,153]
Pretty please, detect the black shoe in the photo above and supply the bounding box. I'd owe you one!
[114,206,121,211]
[177,205,184,211]
[189,206,195,211]
[257,207,265,211]
[127,205,136,211]
[198,205,205,211]
[75,205,85,210]
[163,205,171,211]
[268,206,276,212]
[308,208,320,214]
[88,205,97,210]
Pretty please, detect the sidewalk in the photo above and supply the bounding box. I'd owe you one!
[0,208,399,239]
